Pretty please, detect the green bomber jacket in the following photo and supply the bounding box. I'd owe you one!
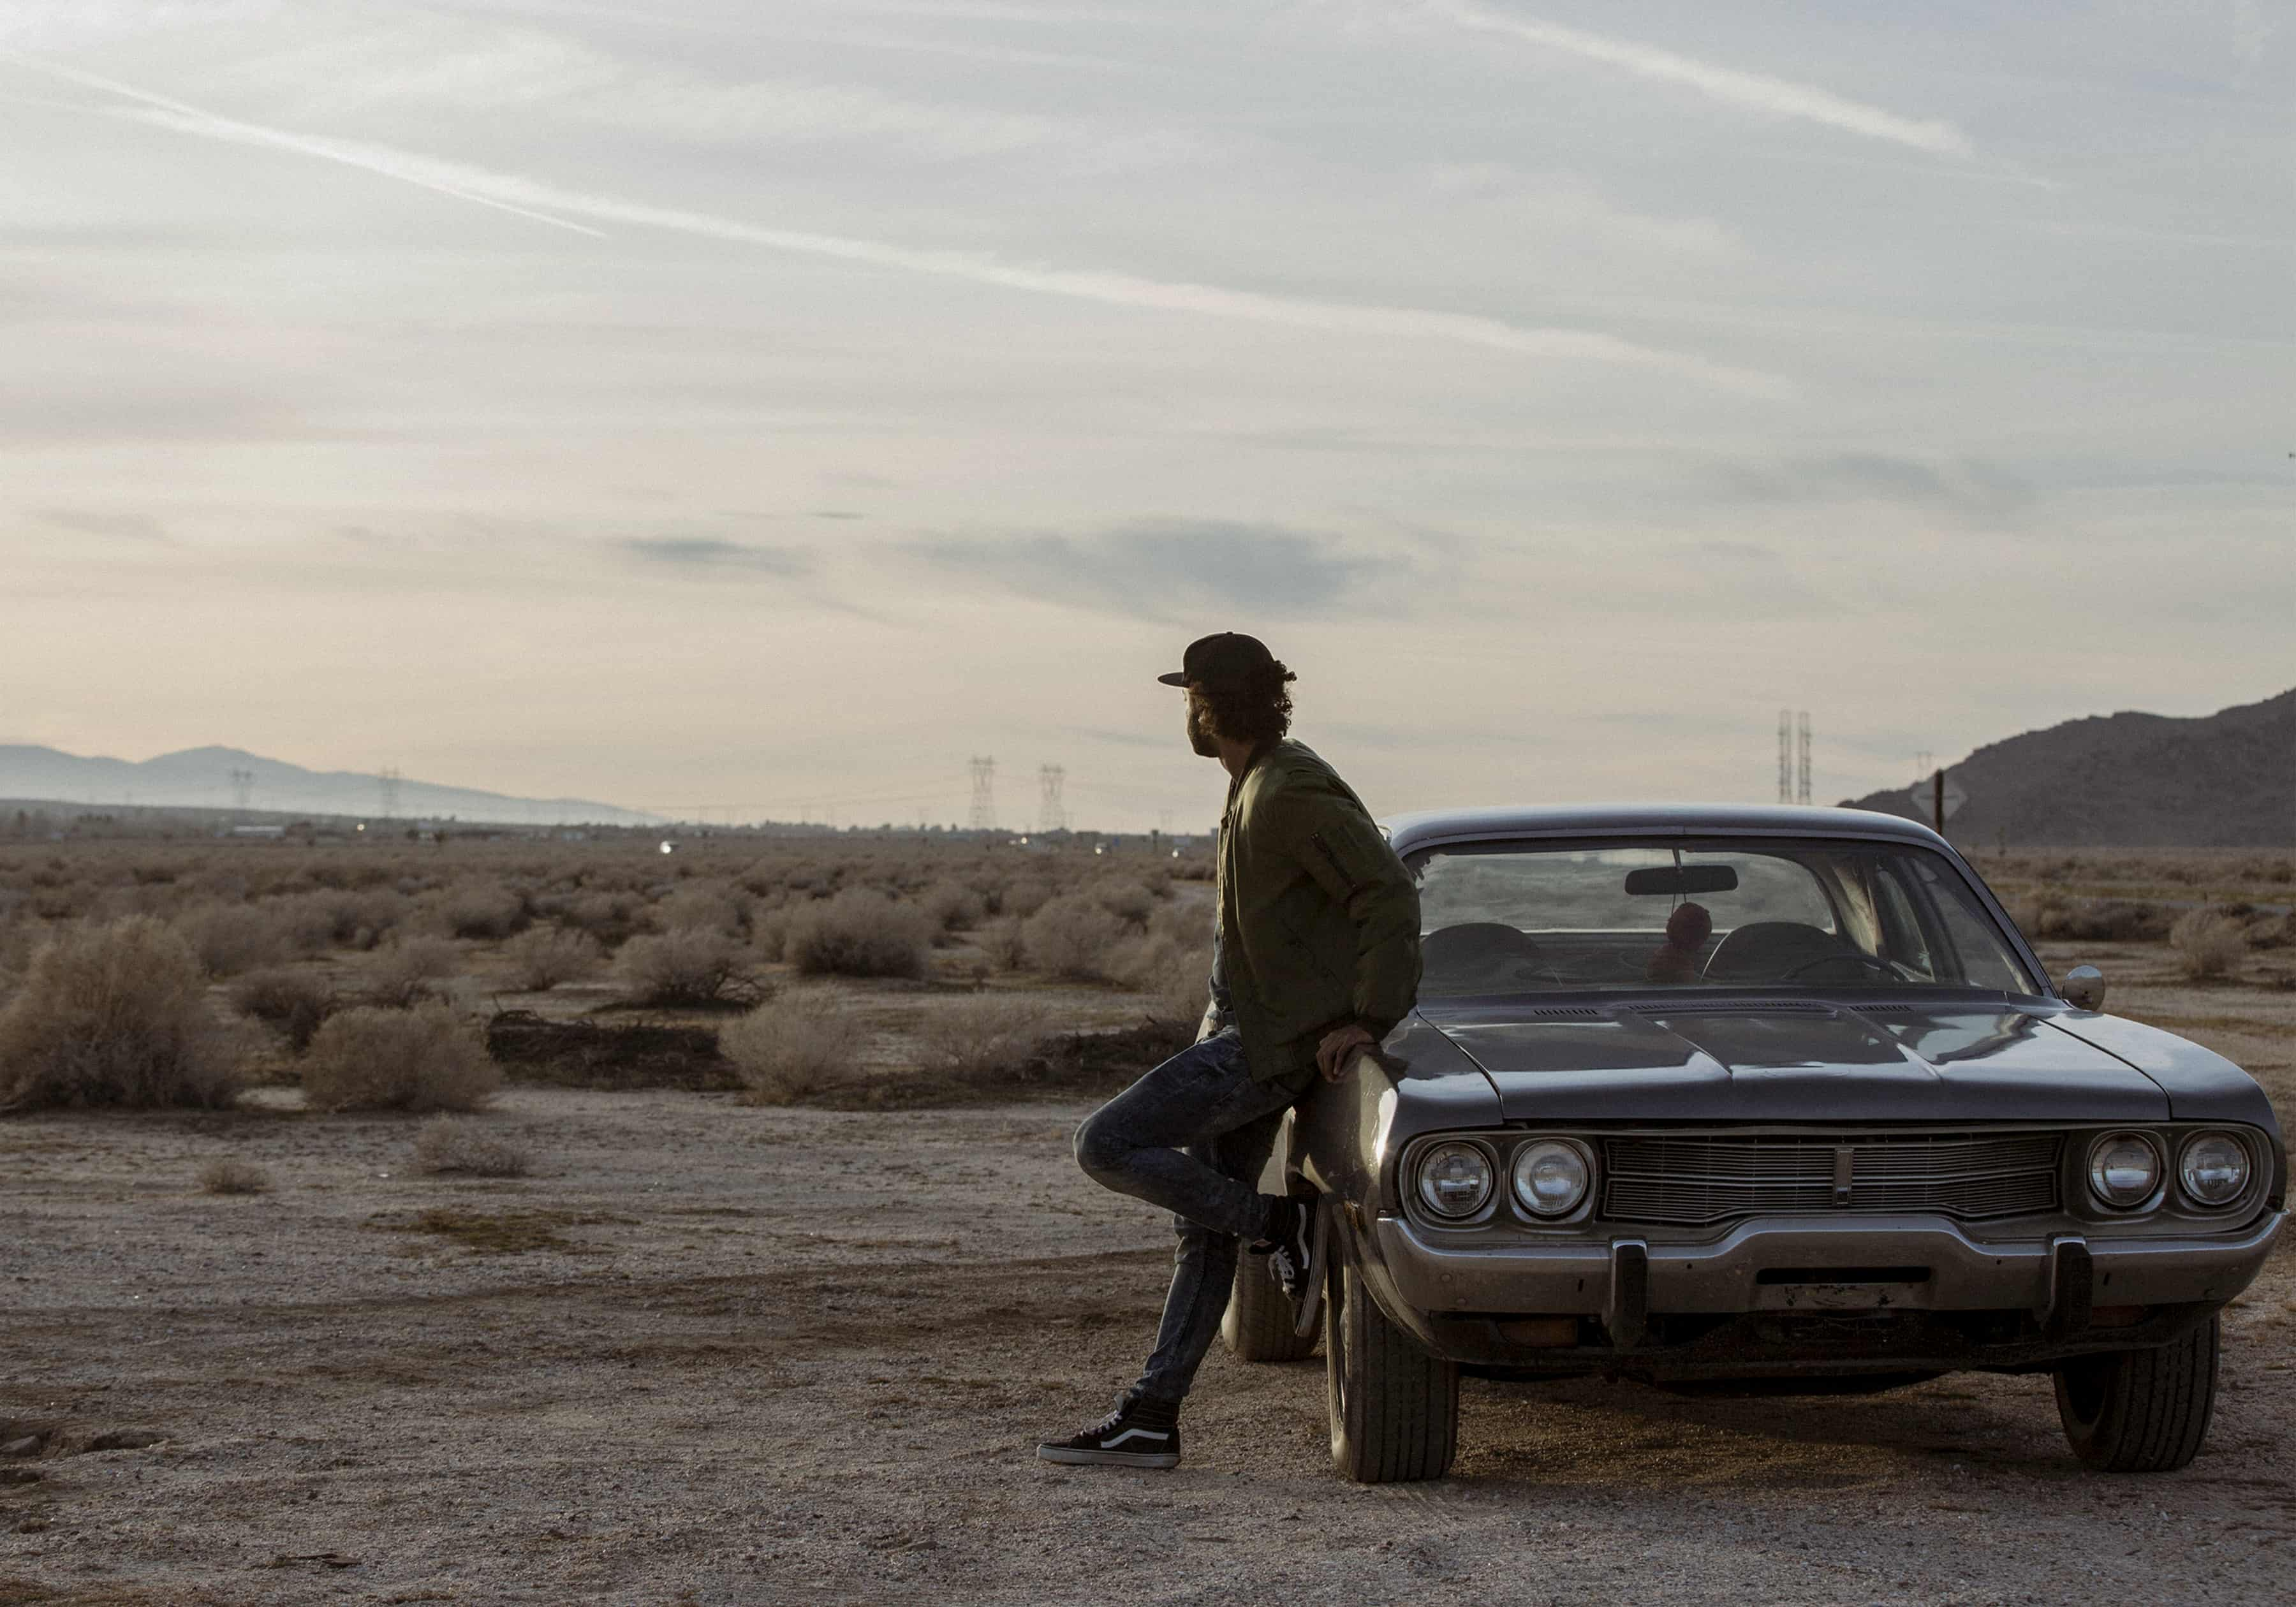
[1214,740,1422,1084]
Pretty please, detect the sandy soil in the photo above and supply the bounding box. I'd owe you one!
[4,949,2292,1606]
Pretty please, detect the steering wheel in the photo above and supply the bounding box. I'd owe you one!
[1783,952,1897,981]
[1423,922,1559,993]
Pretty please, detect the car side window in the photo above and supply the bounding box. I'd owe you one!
[1912,858,2034,994]
[1871,865,1937,980]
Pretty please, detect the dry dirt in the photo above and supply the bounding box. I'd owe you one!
[3,945,2293,1606]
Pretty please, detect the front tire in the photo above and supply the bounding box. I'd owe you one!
[1325,1239,1457,1483]
[2054,1316,2219,1472]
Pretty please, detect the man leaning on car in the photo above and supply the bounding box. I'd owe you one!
[1037,632,1420,1470]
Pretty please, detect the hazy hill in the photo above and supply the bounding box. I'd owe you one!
[1843,687,2296,848]
[0,745,658,828]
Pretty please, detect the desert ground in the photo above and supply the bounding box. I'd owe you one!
[1,836,2291,1604]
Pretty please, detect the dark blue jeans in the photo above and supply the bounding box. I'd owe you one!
[1073,1029,1304,1405]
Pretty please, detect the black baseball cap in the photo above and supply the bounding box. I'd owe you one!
[1158,632,1277,689]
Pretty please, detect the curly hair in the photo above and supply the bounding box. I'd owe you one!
[1198,659,1297,748]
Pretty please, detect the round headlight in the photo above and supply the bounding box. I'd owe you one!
[2087,1133,2161,1208]
[1512,1140,1591,1218]
[1416,1142,1492,1219]
[2179,1132,2251,1207]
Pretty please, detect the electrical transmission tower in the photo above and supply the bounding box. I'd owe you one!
[1777,711,1793,804]
[377,767,402,821]
[1796,711,1812,805]
[228,767,255,814]
[1038,765,1067,833]
[968,757,996,832]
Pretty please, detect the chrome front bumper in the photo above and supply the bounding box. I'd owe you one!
[1371,1210,2285,1332]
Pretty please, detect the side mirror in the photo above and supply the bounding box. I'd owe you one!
[2059,964,2107,1013]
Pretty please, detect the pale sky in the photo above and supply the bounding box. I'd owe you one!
[4,1,2290,831]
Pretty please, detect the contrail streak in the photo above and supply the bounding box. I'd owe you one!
[8,55,607,235]
[1417,1,1973,158]
[6,52,1792,395]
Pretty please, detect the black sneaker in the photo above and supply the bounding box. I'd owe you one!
[1036,1395,1181,1469]
[1265,1196,1319,1307]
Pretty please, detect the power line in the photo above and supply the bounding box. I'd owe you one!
[1777,710,1792,804]
[1038,764,1067,833]
[228,767,254,814]
[1797,710,1812,806]
[377,767,401,821]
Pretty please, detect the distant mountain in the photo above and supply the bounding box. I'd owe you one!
[1842,687,2296,848]
[0,745,659,828]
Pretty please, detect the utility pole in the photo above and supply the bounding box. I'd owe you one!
[1777,710,1793,804]
[377,767,402,822]
[1038,765,1067,833]
[968,757,996,832]
[228,767,254,815]
[1796,711,1812,805]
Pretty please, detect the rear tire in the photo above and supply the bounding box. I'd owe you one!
[2054,1316,2219,1472]
[1325,1239,1458,1483]
[1221,1251,1318,1362]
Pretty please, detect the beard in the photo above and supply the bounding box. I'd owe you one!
[1186,700,1220,757]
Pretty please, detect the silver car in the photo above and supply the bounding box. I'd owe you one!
[1222,805,2286,1483]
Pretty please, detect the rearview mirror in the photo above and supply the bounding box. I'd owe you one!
[1623,865,1739,896]
[2060,964,2107,1012]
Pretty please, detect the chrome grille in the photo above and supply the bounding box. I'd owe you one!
[1599,1133,2062,1226]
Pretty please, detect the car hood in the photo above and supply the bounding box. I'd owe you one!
[1421,1000,2171,1124]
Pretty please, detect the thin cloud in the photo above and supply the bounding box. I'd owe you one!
[230,18,1163,165]
[6,54,1789,396]
[916,518,1380,621]
[38,508,170,542]
[622,537,813,576]
[1716,454,2034,522]
[1413,1,1974,158]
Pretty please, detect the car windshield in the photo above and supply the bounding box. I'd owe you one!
[1409,838,2039,998]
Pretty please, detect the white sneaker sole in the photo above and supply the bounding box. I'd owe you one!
[1035,1446,1181,1469]
[1292,1197,1331,1339]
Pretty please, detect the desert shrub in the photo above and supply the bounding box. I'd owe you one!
[915,995,1050,1080]
[979,916,1029,972]
[261,888,406,953]
[723,988,864,1104]
[434,879,525,941]
[2042,900,2171,944]
[1023,893,1126,981]
[2243,911,2294,951]
[656,883,747,937]
[301,1002,501,1113]
[0,917,245,1110]
[1114,934,1214,1027]
[503,927,604,991]
[558,890,644,950]
[173,900,291,978]
[1094,879,1157,930]
[228,966,339,1053]
[919,881,985,934]
[751,907,791,963]
[614,928,759,1007]
[2170,910,2246,981]
[786,891,930,980]
[366,936,463,1008]
[1146,899,1207,948]
[412,1115,530,1177]
[1001,879,1056,920]
[198,1157,272,1195]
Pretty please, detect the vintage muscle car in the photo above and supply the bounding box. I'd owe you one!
[1219,805,2286,1483]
